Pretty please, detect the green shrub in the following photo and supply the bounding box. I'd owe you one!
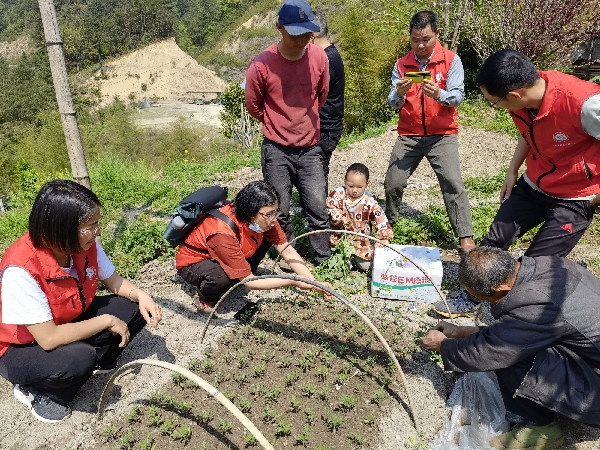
[103,213,170,278]
[458,96,518,136]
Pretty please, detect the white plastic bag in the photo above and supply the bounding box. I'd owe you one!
[430,372,510,450]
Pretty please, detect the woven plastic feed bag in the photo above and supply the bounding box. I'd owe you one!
[430,372,510,449]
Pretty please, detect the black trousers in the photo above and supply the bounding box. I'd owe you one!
[319,129,343,193]
[481,176,594,257]
[495,355,554,426]
[0,295,146,405]
[179,239,272,303]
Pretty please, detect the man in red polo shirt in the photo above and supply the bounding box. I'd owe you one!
[245,0,331,264]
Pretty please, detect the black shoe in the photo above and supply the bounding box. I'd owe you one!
[14,384,71,423]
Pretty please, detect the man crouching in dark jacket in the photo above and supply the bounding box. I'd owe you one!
[420,247,600,450]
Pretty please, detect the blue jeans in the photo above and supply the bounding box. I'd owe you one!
[261,138,331,263]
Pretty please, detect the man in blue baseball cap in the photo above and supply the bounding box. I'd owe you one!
[245,0,332,266]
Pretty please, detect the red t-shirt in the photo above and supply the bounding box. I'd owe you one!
[245,43,329,148]
[206,223,287,279]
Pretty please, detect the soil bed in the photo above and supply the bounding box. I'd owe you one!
[97,281,448,450]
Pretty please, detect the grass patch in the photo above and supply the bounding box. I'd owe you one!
[458,95,518,136]
[337,120,395,150]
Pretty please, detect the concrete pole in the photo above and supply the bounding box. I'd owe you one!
[37,0,90,188]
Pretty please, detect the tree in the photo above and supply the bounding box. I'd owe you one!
[466,0,600,69]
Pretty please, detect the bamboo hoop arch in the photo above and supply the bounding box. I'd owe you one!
[198,274,421,432]
[273,229,455,320]
[97,359,275,450]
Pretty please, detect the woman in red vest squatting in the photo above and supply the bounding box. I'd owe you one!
[176,181,332,314]
[0,180,162,423]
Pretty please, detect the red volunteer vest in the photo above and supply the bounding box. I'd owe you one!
[396,41,458,136]
[175,203,264,269]
[510,71,600,197]
[0,233,99,357]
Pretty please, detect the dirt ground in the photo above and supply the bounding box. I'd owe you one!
[88,38,228,106]
[2,125,600,449]
[133,100,223,130]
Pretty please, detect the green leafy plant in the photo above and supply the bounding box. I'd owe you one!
[171,424,192,444]
[325,412,345,432]
[338,395,359,412]
[290,395,301,413]
[159,418,175,435]
[348,432,366,446]
[276,417,292,436]
[244,434,258,447]
[239,396,252,413]
[218,417,233,434]
[126,404,141,423]
[138,432,155,450]
[295,424,311,446]
[302,383,316,398]
[372,386,385,405]
[313,237,355,284]
[263,406,276,423]
[253,362,266,378]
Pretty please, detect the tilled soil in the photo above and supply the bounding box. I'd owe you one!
[2,126,600,449]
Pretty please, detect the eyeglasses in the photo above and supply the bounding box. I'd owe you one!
[78,223,101,235]
[488,94,506,108]
[258,209,280,221]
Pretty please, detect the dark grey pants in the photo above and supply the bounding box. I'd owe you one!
[261,138,331,263]
[0,295,146,405]
[384,134,474,238]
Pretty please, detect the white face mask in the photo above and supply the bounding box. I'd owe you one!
[248,222,263,233]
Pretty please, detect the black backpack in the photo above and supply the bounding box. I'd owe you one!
[164,185,240,254]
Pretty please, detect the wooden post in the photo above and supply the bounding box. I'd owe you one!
[37,0,90,188]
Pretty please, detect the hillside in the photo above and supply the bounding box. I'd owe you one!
[88,38,229,105]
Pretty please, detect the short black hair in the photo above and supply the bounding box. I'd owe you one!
[233,181,280,223]
[409,11,438,33]
[345,163,370,182]
[313,10,327,38]
[29,180,101,254]
[475,49,540,98]
[458,247,518,298]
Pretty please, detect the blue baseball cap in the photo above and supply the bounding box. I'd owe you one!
[278,0,320,36]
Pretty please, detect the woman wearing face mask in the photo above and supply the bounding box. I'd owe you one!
[176,181,332,315]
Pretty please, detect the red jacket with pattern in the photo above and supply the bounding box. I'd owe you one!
[510,71,600,198]
[0,233,99,357]
[396,41,458,136]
